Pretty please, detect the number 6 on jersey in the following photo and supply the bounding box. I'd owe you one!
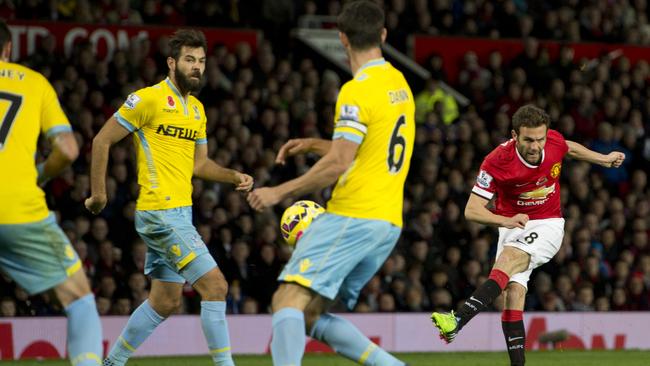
[388,115,406,174]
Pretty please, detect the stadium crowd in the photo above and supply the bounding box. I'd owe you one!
[4,0,650,50]
[0,1,649,317]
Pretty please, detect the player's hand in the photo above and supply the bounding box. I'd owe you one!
[234,172,254,192]
[85,194,107,215]
[247,187,281,212]
[502,214,529,229]
[604,151,625,168]
[276,139,310,165]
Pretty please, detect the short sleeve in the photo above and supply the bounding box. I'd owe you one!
[114,90,154,132]
[40,79,72,138]
[472,160,498,200]
[332,84,369,144]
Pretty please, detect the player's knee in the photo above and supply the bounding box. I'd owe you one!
[496,247,530,275]
[271,283,312,312]
[271,284,299,311]
[507,283,527,298]
[151,296,181,318]
[194,269,228,301]
[55,270,92,307]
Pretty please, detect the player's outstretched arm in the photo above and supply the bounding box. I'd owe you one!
[465,193,529,229]
[85,117,131,214]
[248,138,357,211]
[193,143,253,191]
[275,138,332,165]
[37,131,79,185]
[566,140,626,168]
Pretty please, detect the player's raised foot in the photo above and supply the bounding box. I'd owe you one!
[430,311,459,343]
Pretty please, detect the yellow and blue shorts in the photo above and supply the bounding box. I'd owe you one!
[135,206,216,284]
[0,213,81,295]
[279,212,401,309]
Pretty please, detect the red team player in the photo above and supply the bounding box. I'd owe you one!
[431,105,625,366]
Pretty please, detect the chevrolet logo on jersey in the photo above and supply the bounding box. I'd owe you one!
[156,124,198,141]
[519,184,556,200]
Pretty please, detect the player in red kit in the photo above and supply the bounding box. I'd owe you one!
[431,105,625,366]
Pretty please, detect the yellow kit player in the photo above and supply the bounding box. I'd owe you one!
[86,29,253,366]
[0,20,102,366]
[247,2,414,365]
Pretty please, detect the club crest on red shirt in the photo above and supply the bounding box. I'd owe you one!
[550,162,562,178]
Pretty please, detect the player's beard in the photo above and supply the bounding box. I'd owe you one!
[518,145,542,165]
[175,69,204,95]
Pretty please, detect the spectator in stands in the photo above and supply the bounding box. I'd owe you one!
[0,297,16,317]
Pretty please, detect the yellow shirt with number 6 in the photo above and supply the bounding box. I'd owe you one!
[327,58,415,228]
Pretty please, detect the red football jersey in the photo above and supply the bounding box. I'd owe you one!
[471,129,569,220]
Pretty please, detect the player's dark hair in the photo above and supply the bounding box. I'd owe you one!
[337,0,385,50]
[0,20,10,49]
[168,29,207,61]
[511,104,551,134]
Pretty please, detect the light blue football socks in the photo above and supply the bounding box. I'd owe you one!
[311,313,405,366]
[65,294,103,366]
[105,299,164,366]
[201,301,235,366]
[271,307,306,366]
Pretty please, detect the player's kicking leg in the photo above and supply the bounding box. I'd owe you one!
[431,246,530,342]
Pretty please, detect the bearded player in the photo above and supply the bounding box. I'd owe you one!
[86,29,253,366]
[431,105,625,366]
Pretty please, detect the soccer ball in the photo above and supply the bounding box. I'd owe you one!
[280,200,325,246]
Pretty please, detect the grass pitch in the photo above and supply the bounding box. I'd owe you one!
[8,351,650,365]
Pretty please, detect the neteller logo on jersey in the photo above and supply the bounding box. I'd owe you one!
[124,94,141,109]
[517,184,556,206]
[477,170,493,189]
[156,124,198,141]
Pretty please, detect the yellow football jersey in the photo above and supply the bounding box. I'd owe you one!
[0,61,72,224]
[115,77,207,211]
[327,58,415,227]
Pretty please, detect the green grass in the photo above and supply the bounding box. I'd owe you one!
[7,351,650,366]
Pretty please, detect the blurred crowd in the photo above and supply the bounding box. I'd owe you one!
[1,0,650,318]
[4,0,650,51]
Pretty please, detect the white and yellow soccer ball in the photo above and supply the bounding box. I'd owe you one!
[280,200,325,246]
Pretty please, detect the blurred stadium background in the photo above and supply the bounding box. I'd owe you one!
[1,0,650,365]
